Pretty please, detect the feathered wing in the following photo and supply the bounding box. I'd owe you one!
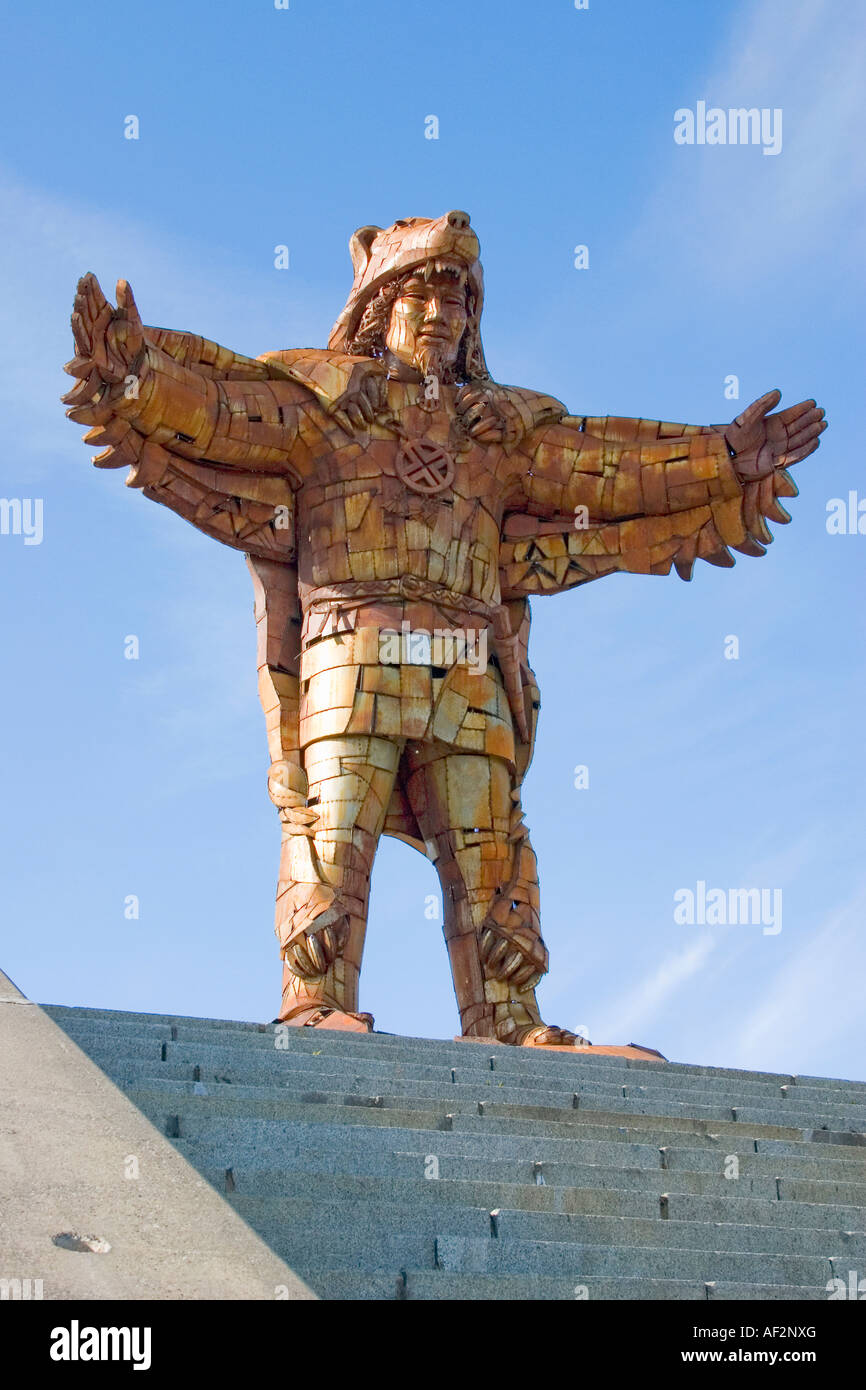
[67,324,298,563]
[496,437,799,790]
[499,469,799,597]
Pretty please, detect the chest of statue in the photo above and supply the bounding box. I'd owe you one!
[295,392,504,598]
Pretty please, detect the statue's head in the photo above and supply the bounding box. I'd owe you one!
[328,211,490,384]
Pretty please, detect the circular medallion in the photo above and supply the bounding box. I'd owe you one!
[396,438,455,496]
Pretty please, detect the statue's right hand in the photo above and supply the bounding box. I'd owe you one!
[329,367,388,433]
[64,274,145,406]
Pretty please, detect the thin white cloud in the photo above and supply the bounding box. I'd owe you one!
[729,885,866,1070]
[595,933,717,1043]
[0,162,326,466]
[630,0,866,284]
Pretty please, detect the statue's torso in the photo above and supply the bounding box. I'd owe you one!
[292,382,519,758]
[295,382,511,610]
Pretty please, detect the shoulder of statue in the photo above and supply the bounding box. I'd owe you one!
[256,348,384,410]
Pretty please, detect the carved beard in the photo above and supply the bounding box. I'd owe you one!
[413,337,450,382]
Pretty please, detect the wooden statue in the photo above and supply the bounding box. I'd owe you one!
[63,211,826,1046]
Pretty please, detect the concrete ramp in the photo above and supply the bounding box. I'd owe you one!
[0,970,315,1300]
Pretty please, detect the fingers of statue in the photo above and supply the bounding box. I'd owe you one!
[728,393,829,475]
[457,388,510,441]
[781,437,823,468]
[61,367,104,407]
[741,388,783,424]
[759,406,826,470]
[364,374,388,413]
[456,386,489,418]
[468,413,502,438]
[330,375,386,432]
[774,397,817,428]
[74,274,115,368]
[727,388,782,451]
[116,278,141,323]
[72,272,108,348]
[63,355,95,380]
[303,932,327,975]
[785,408,826,451]
[734,446,776,481]
[113,279,144,361]
[72,273,145,383]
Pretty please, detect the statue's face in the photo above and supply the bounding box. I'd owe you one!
[384,266,468,377]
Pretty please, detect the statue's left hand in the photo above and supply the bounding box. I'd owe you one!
[725,389,827,481]
[456,384,523,446]
[64,273,146,428]
[72,273,144,381]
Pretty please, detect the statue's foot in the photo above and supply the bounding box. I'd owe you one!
[276,1003,374,1033]
[511,1023,591,1048]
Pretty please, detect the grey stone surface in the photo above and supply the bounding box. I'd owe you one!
[0,971,314,1301]
[31,996,866,1302]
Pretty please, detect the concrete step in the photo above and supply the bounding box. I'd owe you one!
[80,1051,866,1129]
[112,1073,866,1149]
[431,1235,834,1286]
[40,1005,866,1095]
[295,1270,829,1301]
[85,1055,866,1120]
[199,1159,866,1209]
[124,1089,866,1178]
[234,1200,866,1259]
[223,1175,866,1232]
[254,1226,835,1287]
[42,1015,853,1090]
[157,1118,866,1187]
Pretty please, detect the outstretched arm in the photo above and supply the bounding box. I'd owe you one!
[62,275,308,560]
[499,391,826,592]
[63,274,307,476]
[517,390,825,522]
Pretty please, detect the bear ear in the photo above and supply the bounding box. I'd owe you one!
[349,225,382,276]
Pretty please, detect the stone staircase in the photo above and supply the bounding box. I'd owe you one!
[41,1004,866,1300]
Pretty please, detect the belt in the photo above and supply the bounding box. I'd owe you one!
[301,576,498,622]
[300,577,531,743]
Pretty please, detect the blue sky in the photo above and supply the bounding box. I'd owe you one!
[1,0,863,1080]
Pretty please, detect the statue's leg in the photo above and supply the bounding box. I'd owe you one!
[402,741,581,1047]
[275,734,402,1027]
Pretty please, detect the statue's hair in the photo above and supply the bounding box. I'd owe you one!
[347,264,489,384]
